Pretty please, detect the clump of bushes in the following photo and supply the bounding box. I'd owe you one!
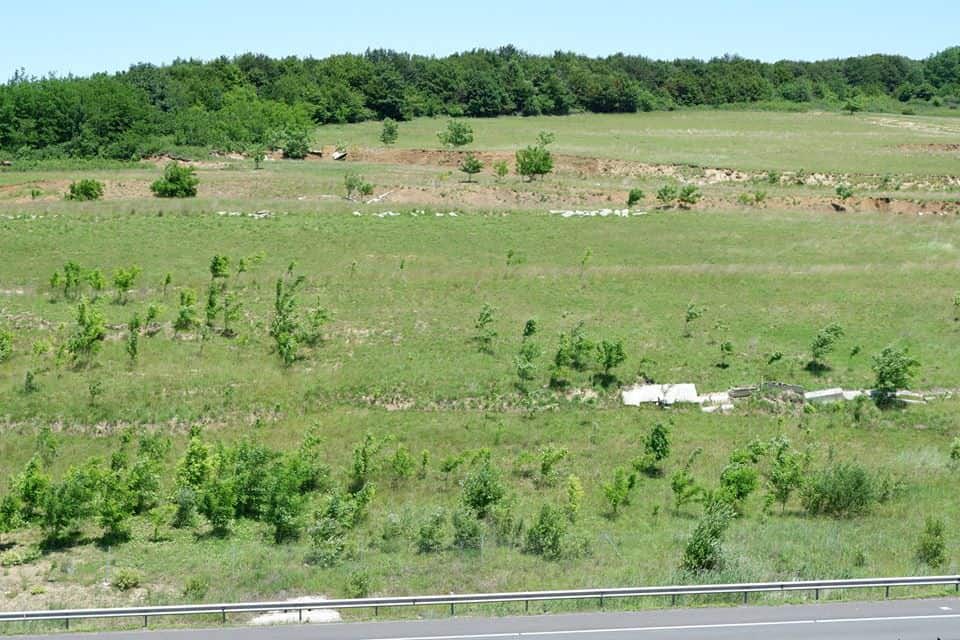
[801,462,877,517]
[65,179,104,201]
[151,162,198,198]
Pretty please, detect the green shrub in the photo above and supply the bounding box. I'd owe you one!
[151,162,199,198]
[524,504,566,560]
[345,569,372,598]
[380,118,399,145]
[835,183,855,200]
[0,328,12,362]
[627,188,644,207]
[438,120,473,147]
[678,184,702,207]
[282,130,310,159]
[635,422,671,477]
[602,467,636,517]
[801,462,877,517]
[493,160,509,180]
[417,508,447,553]
[182,577,209,601]
[681,501,734,574]
[515,143,553,181]
[0,545,41,567]
[345,173,374,200]
[565,474,584,522]
[461,458,504,518]
[452,507,483,550]
[65,179,104,201]
[916,517,946,567]
[111,569,141,591]
[656,184,678,206]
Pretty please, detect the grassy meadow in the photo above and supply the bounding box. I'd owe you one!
[0,110,960,629]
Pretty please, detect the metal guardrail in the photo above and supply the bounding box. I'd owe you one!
[0,575,957,630]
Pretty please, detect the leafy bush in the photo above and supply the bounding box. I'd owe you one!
[0,328,12,362]
[565,474,584,522]
[801,462,877,518]
[602,467,636,517]
[417,508,447,553]
[656,184,678,206]
[916,517,946,567]
[110,569,141,591]
[282,130,310,159]
[472,303,497,354]
[461,458,504,518]
[681,501,734,574]
[835,183,855,200]
[437,120,474,147]
[524,504,566,560]
[65,179,104,201]
[346,569,372,598]
[627,188,644,207]
[345,172,374,200]
[515,143,553,181]
[807,322,844,371]
[678,184,702,207]
[113,266,141,304]
[493,160,509,180]
[452,507,483,550]
[66,298,106,366]
[635,422,671,477]
[151,162,199,198]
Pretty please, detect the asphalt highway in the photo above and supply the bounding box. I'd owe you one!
[11,597,960,639]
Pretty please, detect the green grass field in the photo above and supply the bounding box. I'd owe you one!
[0,110,959,627]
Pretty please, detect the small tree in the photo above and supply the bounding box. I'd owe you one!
[493,160,509,181]
[250,146,266,170]
[459,153,483,182]
[438,120,474,147]
[452,507,482,550]
[113,266,141,304]
[594,339,626,387]
[565,474,584,522]
[380,118,399,145]
[270,269,305,366]
[126,313,141,363]
[683,303,706,337]
[627,188,644,207]
[602,467,636,517]
[807,322,844,372]
[916,517,946,567]
[174,289,199,332]
[515,340,540,390]
[473,303,497,354]
[872,346,919,406]
[66,179,104,201]
[151,162,199,198]
[67,298,106,367]
[635,423,671,477]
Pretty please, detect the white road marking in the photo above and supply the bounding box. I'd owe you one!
[373,613,960,640]
[940,606,952,611]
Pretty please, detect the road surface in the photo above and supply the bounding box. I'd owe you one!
[10,597,960,639]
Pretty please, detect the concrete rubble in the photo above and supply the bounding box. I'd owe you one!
[622,380,934,413]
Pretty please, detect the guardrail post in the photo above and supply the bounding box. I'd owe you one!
[671,594,676,606]
[814,589,819,601]
[525,600,529,613]
[299,608,303,623]
[221,609,226,624]
[450,603,454,616]
[64,618,69,630]
[885,586,890,599]
[374,606,379,617]
[743,591,748,604]
[599,594,604,609]
[143,615,148,627]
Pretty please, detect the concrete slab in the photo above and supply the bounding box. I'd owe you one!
[804,388,845,403]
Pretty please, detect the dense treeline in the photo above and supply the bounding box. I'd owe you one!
[1,46,959,159]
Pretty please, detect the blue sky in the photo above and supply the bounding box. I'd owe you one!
[3,0,958,80]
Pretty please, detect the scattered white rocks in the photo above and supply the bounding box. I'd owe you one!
[248,597,341,626]
[550,208,646,218]
[215,210,273,219]
[350,210,461,218]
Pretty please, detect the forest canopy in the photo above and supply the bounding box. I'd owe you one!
[2,46,959,160]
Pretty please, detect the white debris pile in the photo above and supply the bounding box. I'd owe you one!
[350,210,460,218]
[622,381,938,413]
[215,210,273,219]
[248,597,341,626]
[550,209,646,218]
